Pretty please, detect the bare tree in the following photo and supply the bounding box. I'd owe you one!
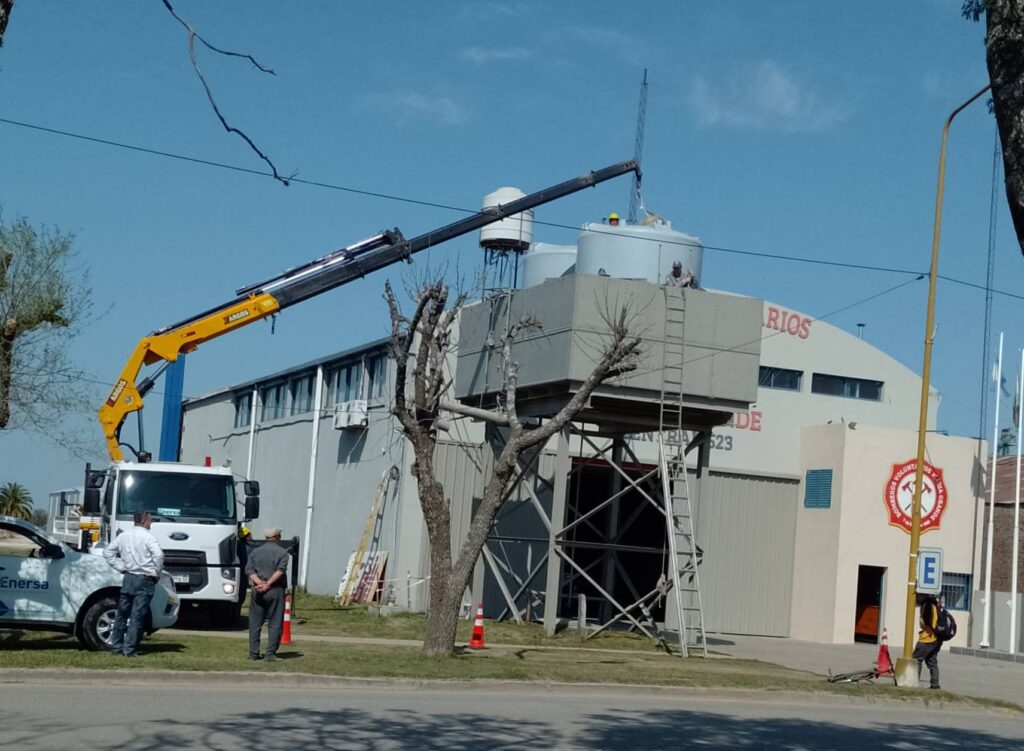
[0,0,13,47]
[386,280,641,657]
[0,216,94,445]
[963,0,1024,254]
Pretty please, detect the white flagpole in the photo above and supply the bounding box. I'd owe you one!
[981,332,1004,648]
[1012,351,1023,654]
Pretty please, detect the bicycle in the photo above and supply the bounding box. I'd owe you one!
[826,667,895,684]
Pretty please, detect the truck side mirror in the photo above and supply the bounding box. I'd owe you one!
[83,488,101,515]
[244,496,260,520]
[243,480,260,496]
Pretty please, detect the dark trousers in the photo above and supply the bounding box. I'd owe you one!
[913,640,941,688]
[112,573,155,655]
[248,587,285,656]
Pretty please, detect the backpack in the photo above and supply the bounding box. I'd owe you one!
[934,605,957,642]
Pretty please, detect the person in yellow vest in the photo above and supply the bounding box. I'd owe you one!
[912,593,941,689]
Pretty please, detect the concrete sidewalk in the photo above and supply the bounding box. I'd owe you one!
[709,633,1024,705]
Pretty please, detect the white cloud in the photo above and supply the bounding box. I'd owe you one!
[357,92,467,126]
[460,46,534,65]
[690,61,849,132]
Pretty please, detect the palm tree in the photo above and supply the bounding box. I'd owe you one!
[0,482,32,520]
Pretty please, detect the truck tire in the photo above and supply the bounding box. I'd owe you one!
[79,596,118,651]
[210,601,242,627]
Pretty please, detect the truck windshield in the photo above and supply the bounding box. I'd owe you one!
[117,472,235,522]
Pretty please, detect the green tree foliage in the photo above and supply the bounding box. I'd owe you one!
[0,215,94,447]
[963,0,1024,255]
[0,481,32,520]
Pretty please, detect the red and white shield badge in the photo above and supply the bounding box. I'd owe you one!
[883,459,948,534]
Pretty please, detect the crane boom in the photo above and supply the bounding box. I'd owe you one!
[99,160,640,461]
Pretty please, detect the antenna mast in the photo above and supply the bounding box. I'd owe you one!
[627,69,648,225]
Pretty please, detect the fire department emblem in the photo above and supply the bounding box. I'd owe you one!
[883,459,948,534]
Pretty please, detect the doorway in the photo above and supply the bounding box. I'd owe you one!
[854,565,886,644]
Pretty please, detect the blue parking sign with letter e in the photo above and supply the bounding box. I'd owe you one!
[916,547,943,595]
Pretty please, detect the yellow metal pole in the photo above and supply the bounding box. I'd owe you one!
[895,84,990,687]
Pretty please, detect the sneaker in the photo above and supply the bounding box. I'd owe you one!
[264,653,278,662]
[929,685,941,690]
[248,653,262,661]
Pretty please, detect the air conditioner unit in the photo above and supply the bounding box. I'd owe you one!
[333,399,368,430]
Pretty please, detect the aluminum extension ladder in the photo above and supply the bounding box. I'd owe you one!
[658,287,708,658]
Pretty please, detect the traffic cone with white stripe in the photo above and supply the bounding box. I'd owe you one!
[281,595,294,646]
[468,603,486,650]
[876,627,893,675]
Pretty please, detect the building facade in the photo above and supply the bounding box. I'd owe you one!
[180,283,983,647]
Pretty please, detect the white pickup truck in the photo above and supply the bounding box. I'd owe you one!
[0,515,179,650]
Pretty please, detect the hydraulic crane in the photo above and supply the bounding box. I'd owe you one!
[99,160,640,461]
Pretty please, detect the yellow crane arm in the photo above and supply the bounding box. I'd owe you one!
[98,292,280,461]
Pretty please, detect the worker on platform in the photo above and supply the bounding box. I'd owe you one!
[664,260,697,289]
[608,212,620,226]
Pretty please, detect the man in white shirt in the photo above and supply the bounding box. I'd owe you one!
[102,511,165,656]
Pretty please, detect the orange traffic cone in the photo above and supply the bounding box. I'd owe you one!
[876,627,893,675]
[281,594,294,646]
[468,603,486,650]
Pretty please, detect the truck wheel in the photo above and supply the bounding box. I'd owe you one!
[79,596,118,651]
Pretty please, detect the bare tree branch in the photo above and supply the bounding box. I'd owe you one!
[161,0,293,186]
[0,0,13,48]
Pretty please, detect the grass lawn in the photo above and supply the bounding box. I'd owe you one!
[1,628,1018,714]
[278,594,663,652]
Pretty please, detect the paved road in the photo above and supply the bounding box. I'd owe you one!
[2,673,1022,750]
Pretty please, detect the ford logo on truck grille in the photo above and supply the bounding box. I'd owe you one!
[169,532,189,541]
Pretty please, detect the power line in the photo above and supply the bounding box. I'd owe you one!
[4,115,1024,302]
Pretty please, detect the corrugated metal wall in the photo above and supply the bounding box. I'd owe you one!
[696,471,799,636]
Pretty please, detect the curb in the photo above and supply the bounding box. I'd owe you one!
[0,667,1015,713]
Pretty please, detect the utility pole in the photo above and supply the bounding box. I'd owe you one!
[894,84,990,687]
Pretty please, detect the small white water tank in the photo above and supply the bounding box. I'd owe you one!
[480,187,534,252]
[575,219,703,285]
[522,243,577,288]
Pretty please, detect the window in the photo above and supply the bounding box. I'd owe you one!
[811,373,883,401]
[804,469,832,509]
[759,366,802,391]
[0,525,45,558]
[941,572,972,611]
[367,353,388,400]
[233,392,252,429]
[260,383,286,421]
[327,361,363,405]
[118,472,235,521]
[290,374,314,415]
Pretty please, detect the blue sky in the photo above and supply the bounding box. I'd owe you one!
[1,1,1020,505]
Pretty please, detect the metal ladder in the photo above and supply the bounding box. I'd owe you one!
[658,287,708,658]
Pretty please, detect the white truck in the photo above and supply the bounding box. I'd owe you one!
[73,460,260,625]
[0,515,179,649]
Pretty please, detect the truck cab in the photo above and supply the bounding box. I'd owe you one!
[82,461,259,625]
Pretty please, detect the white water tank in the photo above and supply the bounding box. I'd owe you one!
[480,187,534,252]
[522,243,577,288]
[575,219,703,285]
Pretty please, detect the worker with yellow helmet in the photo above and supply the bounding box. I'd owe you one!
[608,212,620,226]
[238,525,253,601]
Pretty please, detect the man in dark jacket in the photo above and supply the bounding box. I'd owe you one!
[245,528,290,661]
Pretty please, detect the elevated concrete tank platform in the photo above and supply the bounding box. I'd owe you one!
[454,275,764,433]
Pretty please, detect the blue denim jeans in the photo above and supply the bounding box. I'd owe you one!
[111,573,155,655]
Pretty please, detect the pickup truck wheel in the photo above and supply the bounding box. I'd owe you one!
[79,596,118,651]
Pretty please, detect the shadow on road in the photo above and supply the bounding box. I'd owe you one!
[7,703,1019,750]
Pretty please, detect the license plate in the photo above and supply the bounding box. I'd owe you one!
[172,574,190,584]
